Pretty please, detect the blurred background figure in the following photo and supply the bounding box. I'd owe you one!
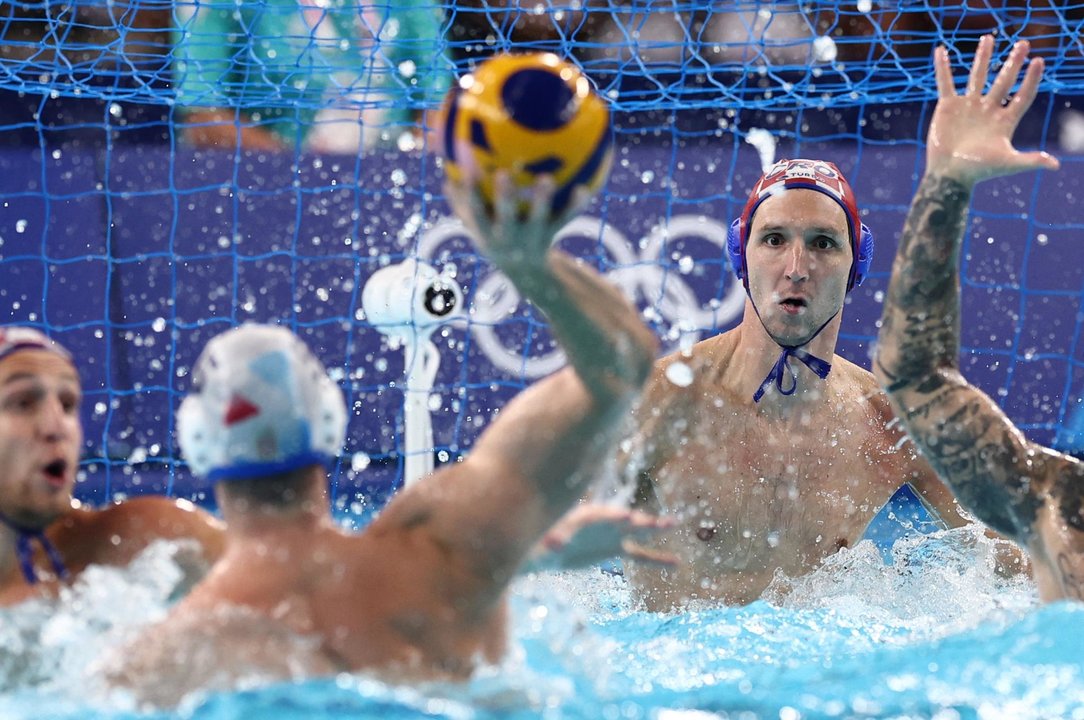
[444,0,610,65]
[0,0,174,147]
[172,0,452,153]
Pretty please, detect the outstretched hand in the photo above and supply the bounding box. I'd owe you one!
[525,503,679,573]
[927,35,1059,185]
[443,171,589,276]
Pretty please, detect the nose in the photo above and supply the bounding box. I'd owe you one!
[785,242,809,282]
[36,395,70,442]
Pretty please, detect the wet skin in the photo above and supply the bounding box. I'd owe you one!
[621,189,966,609]
[0,350,224,606]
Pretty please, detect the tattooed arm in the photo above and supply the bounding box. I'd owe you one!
[874,36,1063,548]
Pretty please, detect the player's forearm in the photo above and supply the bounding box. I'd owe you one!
[875,172,1041,542]
[875,172,972,392]
[505,251,657,405]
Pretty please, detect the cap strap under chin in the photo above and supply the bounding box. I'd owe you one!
[747,296,836,404]
[0,512,70,585]
[753,345,833,403]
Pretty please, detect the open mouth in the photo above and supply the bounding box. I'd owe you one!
[42,459,68,484]
[780,297,807,313]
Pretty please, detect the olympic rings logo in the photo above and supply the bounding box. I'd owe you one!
[412,213,746,378]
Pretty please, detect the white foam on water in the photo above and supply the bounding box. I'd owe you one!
[0,539,198,710]
[763,525,1038,641]
[0,525,1063,719]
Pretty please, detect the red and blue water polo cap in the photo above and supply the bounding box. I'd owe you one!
[731,158,872,292]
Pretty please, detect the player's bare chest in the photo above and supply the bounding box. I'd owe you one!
[651,408,880,523]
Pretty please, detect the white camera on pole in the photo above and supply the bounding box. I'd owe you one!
[361,258,464,486]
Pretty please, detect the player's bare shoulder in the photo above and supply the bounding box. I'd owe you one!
[643,333,741,408]
[825,354,915,460]
[827,353,892,421]
[94,496,222,539]
[53,496,223,567]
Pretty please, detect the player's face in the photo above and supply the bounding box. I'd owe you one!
[745,188,853,347]
[0,351,82,528]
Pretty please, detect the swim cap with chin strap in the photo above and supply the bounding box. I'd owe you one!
[0,326,74,584]
[723,159,875,403]
[177,324,347,482]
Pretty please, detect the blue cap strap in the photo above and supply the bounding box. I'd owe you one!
[0,512,70,585]
[746,295,838,404]
[753,345,833,403]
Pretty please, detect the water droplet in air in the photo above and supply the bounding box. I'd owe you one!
[665,361,694,388]
[351,453,371,472]
[813,37,838,63]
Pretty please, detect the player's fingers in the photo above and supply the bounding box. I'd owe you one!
[620,540,679,567]
[1009,55,1044,124]
[626,510,677,531]
[443,177,480,234]
[540,527,570,551]
[441,178,463,212]
[464,177,494,238]
[989,39,1029,107]
[1016,149,1061,173]
[493,170,516,222]
[967,34,993,97]
[934,46,956,98]
[529,174,556,226]
[552,184,591,230]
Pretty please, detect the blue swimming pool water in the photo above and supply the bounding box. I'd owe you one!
[1,528,1081,720]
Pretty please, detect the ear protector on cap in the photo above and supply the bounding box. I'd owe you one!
[726,216,875,290]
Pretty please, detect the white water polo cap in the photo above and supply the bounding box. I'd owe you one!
[177,323,347,482]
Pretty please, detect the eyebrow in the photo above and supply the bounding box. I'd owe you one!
[0,371,80,388]
[755,224,844,236]
[1,372,35,386]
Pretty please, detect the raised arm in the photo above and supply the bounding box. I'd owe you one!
[383,172,658,589]
[459,173,657,406]
[873,36,1061,544]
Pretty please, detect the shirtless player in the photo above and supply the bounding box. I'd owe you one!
[622,158,972,610]
[105,175,659,705]
[0,327,223,606]
[875,36,1080,602]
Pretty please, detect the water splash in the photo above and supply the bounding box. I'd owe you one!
[0,532,1078,720]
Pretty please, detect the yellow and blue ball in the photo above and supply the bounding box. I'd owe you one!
[439,52,613,217]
